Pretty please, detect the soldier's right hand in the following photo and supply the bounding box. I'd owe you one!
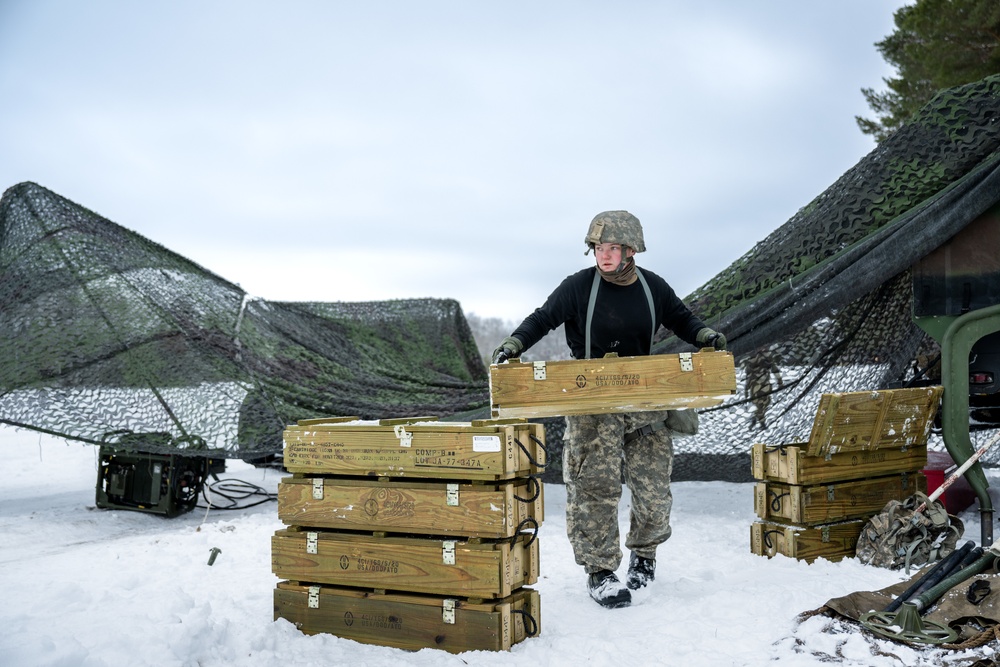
[491,336,524,364]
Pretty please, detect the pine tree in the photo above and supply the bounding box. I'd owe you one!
[858,0,1000,142]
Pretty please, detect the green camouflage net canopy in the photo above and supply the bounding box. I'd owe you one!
[657,74,1000,480]
[0,182,489,460]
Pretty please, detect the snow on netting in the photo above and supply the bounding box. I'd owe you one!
[657,75,1000,480]
[0,182,489,460]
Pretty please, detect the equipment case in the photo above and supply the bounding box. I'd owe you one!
[274,582,540,653]
[271,528,539,599]
[278,475,543,539]
[751,442,928,486]
[750,520,864,563]
[754,473,927,526]
[283,417,545,481]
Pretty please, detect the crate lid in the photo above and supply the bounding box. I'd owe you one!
[805,386,943,457]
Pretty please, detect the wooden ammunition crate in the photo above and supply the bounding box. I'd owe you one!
[753,472,926,526]
[750,520,864,563]
[283,417,546,481]
[271,528,539,599]
[751,442,928,486]
[489,350,736,418]
[274,582,540,653]
[804,386,942,457]
[278,476,544,540]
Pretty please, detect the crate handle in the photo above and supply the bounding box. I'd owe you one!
[514,433,548,470]
[768,489,789,513]
[512,609,539,637]
[762,529,783,553]
[513,476,541,504]
[511,517,539,547]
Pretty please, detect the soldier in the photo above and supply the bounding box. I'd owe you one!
[492,210,726,608]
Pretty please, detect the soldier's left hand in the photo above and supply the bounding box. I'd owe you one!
[696,328,727,351]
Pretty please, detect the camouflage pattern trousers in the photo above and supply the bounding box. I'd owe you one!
[563,410,674,574]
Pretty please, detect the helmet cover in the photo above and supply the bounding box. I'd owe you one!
[584,210,645,253]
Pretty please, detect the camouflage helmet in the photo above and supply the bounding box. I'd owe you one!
[584,210,646,254]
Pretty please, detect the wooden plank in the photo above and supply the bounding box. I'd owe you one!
[274,582,540,653]
[277,476,544,539]
[489,350,736,419]
[750,520,863,563]
[750,442,928,485]
[271,529,540,599]
[754,473,927,525]
[804,386,943,457]
[282,419,546,480]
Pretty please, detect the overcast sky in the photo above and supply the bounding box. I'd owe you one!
[0,1,907,323]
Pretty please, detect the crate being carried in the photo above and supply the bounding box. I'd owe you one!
[749,386,942,563]
[489,349,736,419]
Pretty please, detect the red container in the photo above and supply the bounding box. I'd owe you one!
[921,450,976,515]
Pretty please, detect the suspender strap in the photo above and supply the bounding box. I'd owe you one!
[635,268,656,351]
[585,270,601,360]
[584,267,658,359]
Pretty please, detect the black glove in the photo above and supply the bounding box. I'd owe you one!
[696,327,727,351]
[491,336,524,364]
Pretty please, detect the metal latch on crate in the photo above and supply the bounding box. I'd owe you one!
[533,361,546,380]
[442,599,456,624]
[821,526,831,543]
[827,487,836,502]
[443,541,456,565]
[306,531,318,554]
[446,483,459,506]
[679,352,693,372]
[393,424,412,447]
[308,585,321,609]
[312,478,324,500]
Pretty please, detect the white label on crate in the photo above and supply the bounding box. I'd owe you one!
[473,435,502,452]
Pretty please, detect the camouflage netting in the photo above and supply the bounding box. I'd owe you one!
[0,182,489,460]
[657,74,1000,481]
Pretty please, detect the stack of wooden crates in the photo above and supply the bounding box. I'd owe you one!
[750,386,943,563]
[272,416,546,653]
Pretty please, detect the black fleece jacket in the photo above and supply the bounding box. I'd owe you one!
[511,265,707,359]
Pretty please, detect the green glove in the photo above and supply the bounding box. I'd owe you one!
[492,336,524,364]
[696,327,727,351]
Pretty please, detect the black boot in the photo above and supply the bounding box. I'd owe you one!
[587,569,631,608]
[626,552,655,590]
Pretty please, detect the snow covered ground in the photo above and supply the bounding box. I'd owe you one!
[2,426,997,667]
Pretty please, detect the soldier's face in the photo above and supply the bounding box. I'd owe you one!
[594,243,633,271]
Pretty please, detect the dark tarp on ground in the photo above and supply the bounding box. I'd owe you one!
[814,565,1000,650]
